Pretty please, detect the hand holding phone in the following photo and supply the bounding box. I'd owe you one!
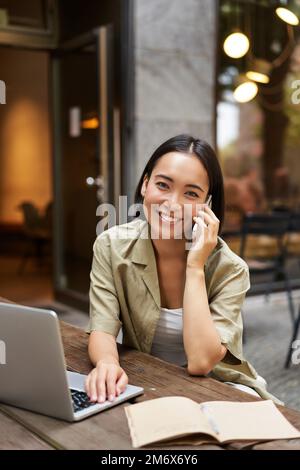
[192,194,212,236]
[187,194,219,269]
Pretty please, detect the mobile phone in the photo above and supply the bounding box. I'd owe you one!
[192,194,212,234]
[206,194,212,209]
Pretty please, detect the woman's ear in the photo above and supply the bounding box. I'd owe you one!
[141,176,148,198]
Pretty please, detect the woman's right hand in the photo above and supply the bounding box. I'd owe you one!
[85,360,129,403]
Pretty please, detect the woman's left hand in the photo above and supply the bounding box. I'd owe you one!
[186,205,219,270]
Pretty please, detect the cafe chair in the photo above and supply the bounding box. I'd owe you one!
[286,210,300,272]
[240,212,295,327]
[18,201,52,274]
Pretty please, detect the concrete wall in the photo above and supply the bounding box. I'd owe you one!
[131,0,217,198]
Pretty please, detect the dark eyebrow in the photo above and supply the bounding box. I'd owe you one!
[154,174,204,192]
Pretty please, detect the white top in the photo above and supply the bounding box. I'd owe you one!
[150,307,187,367]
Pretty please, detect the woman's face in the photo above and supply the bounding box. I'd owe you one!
[141,152,210,239]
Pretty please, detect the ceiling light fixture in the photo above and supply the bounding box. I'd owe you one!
[233,75,258,103]
[223,31,250,58]
[276,1,300,26]
[246,58,272,84]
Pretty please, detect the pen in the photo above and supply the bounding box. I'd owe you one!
[200,404,220,435]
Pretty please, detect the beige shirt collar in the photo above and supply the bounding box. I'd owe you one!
[128,221,161,310]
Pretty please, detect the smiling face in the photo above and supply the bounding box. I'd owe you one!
[141,152,210,239]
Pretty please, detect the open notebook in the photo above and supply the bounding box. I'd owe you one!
[125,397,300,448]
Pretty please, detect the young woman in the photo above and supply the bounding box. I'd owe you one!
[85,135,280,405]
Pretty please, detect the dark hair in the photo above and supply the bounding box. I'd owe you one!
[134,134,225,233]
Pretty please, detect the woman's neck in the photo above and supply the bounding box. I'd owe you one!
[151,237,188,262]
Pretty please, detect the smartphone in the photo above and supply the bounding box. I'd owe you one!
[192,194,212,234]
[207,194,212,209]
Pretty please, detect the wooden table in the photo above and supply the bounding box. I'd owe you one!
[1,320,300,450]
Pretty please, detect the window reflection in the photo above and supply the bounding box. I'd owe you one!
[217,0,300,287]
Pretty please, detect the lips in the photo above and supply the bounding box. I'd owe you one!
[157,211,183,223]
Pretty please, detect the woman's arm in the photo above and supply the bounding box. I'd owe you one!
[183,266,227,375]
[183,205,227,375]
[86,235,128,402]
[85,331,128,403]
[88,330,119,366]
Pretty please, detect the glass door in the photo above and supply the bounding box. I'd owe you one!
[52,26,115,310]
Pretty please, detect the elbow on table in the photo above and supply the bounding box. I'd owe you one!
[187,360,212,376]
[187,345,227,377]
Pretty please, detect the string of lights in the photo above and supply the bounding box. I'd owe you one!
[222,1,300,103]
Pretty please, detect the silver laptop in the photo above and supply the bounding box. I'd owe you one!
[0,302,144,422]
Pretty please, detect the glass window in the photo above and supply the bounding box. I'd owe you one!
[217,0,300,290]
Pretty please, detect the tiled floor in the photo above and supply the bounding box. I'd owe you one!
[0,255,53,305]
[1,254,300,410]
[243,290,300,411]
[0,255,89,329]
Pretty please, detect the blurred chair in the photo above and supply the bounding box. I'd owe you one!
[240,212,295,327]
[18,201,52,274]
[286,210,300,269]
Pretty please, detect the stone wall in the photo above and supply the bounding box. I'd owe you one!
[131,0,217,199]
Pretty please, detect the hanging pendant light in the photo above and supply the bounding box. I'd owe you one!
[223,30,250,58]
[246,59,272,84]
[233,75,258,103]
[223,1,250,59]
[276,1,300,26]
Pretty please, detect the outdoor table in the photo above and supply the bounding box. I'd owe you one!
[1,298,300,450]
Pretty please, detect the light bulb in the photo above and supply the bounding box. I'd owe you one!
[276,7,299,26]
[246,71,270,84]
[233,81,258,103]
[246,58,271,84]
[223,32,250,59]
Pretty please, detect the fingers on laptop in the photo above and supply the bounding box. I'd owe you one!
[85,366,105,402]
[85,369,96,401]
[116,370,129,397]
[103,367,128,402]
[85,364,128,404]
[106,368,119,402]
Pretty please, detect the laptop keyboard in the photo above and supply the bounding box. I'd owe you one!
[70,389,96,413]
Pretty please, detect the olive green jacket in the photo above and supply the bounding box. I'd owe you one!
[87,218,281,404]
